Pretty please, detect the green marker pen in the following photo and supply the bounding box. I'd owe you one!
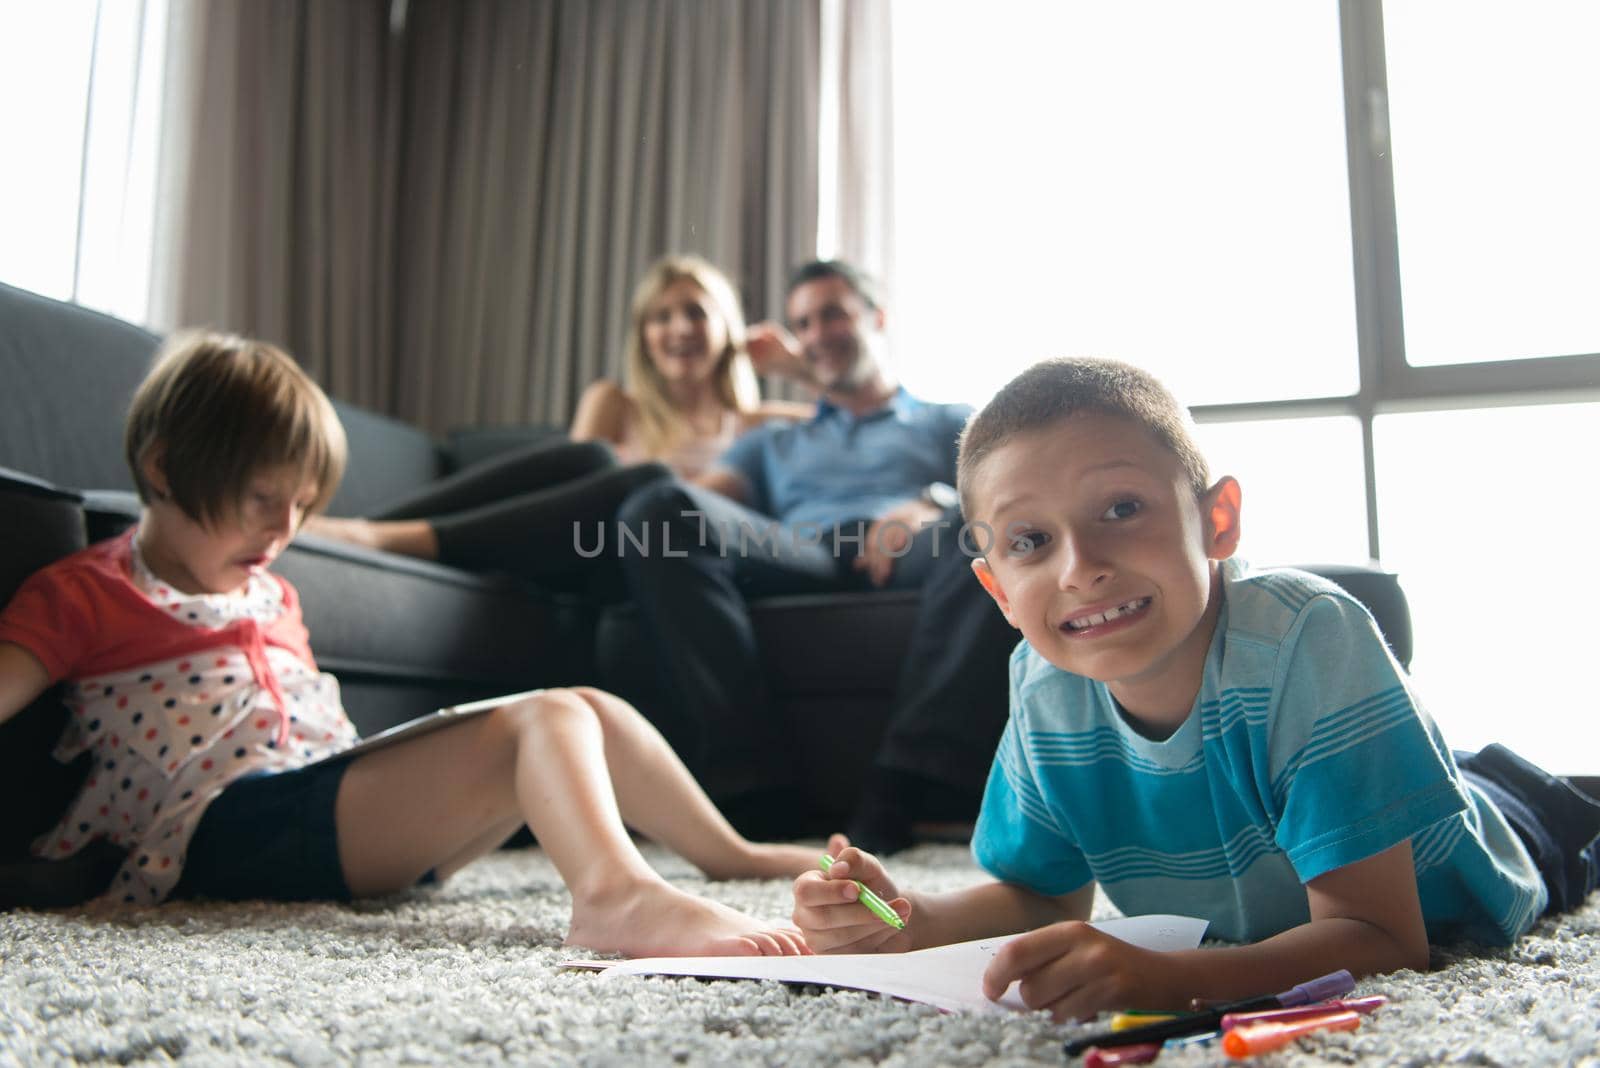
[818,854,905,930]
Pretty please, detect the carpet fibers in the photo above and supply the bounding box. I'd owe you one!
[2,843,1597,1065]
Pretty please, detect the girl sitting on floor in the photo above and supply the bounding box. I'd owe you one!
[0,331,821,957]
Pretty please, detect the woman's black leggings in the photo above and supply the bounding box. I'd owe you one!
[374,439,670,593]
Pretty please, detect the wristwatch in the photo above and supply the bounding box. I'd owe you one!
[920,481,960,511]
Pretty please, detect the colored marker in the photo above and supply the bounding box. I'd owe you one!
[818,854,904,930]
[1222,1008,1361,1057]
[1111,1013,1177,1032]
[1063,971,1355,1056]
[1083,1043,1160,1067]
[1083,1032,1219,1068]
[1221,994,1387,1030]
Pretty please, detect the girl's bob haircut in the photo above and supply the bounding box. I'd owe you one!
[124,330,347,526]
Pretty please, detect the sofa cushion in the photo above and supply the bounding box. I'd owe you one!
[327,402,446,518]
[274,533,596,734]
[0,283,156,492]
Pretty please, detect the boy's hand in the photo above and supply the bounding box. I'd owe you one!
[982,921,1169,1022]
[792,839,913,954]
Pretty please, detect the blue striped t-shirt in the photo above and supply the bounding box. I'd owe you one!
[972,558,1546,945]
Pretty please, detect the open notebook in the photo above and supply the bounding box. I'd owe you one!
[564,914,1208,1015]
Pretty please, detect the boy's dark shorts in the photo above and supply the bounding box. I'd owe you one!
[172,758,357,902]
[1457,743,1600,915]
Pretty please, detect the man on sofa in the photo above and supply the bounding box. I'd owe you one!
[617,260,1017,853]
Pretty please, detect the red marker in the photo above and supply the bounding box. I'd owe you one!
[1221,994,1387,1030]
[1083,1044,1160,1068]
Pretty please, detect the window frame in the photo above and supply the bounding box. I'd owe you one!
[1187,0,1600,562]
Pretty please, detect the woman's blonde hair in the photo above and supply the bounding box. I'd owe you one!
[125,330,347,526]
[623,255,759,458]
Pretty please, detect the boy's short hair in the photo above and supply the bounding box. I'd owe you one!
[124,330,347,526]
[957,357,1210,518]
[785,259,880,310]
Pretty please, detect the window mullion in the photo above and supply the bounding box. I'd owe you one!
[1339,0,1400,562]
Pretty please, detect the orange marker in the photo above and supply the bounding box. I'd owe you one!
[1222,1009,1361,1058]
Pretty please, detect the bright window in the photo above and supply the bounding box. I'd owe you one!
[889,0,1359,408]
[1193,417,1368,568]
[0,0,165,322]
[0,2,98,302]
[1375,404,1600,775]
[889,1,1600,772]
[1384,1,1600,366]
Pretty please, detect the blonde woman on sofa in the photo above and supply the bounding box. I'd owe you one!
[570,254,813,474]
[306,255,811,588]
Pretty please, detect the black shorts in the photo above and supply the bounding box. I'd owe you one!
[172,759,356,903]
[1457,744,1600,915]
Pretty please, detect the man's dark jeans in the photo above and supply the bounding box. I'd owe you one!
[617,480,1015,816]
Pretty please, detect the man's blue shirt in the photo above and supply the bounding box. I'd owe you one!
[717,388,970,528]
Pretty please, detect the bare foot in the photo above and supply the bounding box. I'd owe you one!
[700,841,821,880]
[700,833,853,880]
[301,516,438,560]
[301,515,380,549]
[565,879,811,958]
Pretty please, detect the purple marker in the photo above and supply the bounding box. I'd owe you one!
[1063,971,1357,1057]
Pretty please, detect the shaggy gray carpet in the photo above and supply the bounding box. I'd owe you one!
[2,843,1597,1066]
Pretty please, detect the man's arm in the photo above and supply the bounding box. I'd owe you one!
[983,839,1429,1020]
[692,419,771,507]
[691,465,754,505]
[0,641,51,729]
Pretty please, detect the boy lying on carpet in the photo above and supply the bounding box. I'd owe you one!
[0,330,818,957]
[792,357,1600,1019]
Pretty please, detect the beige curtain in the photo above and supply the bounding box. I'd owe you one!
[153,0,820,434]
[152,0,401,410]
[833,0,894,302]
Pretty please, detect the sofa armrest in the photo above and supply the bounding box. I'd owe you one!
[0,470,93,864]
[1299,563,1413,670]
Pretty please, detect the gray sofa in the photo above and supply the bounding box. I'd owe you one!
[0,280,1418,901]
[0,282,593,876]
[0,282,950,867]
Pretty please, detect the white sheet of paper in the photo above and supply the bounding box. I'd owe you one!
[574,914,1207,1015]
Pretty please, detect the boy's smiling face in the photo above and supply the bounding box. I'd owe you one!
[969,411,1241,730]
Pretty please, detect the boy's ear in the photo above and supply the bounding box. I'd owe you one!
[1202,476,1242,560]
[971,557,1020,629]
[139,447,171,500]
